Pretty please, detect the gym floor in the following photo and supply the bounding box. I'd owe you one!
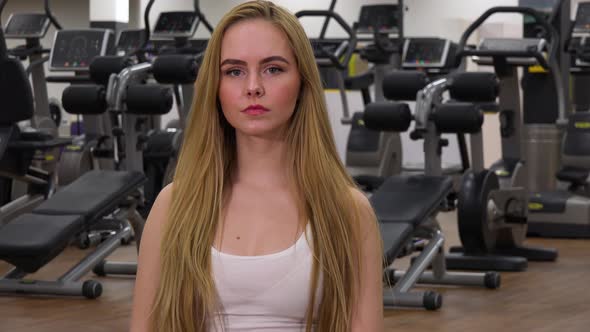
[0,211,588,332]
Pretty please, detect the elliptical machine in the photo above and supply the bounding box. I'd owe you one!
[295,3,404,192]
[446,7,560,271]
[345,4,404,190]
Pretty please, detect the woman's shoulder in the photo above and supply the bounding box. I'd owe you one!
[349,186,372,213]
[145,183,175,229]
[153,183,174,211]
[348,186,378,239]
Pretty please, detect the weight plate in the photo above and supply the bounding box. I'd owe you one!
[57,146,93,186]
[457,170,500,253]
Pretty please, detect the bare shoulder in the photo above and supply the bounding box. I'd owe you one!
[349,187,374,218]
[144,182,175,231]
[348,187,379,237]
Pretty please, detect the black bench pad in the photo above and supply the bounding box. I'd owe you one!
[370,175,453,226]
[34,170,147,224]
[556,166,589,187]
[7,137,72,150]
[0,214,83,273]
[354,175,386,192]
[380,222,414,266]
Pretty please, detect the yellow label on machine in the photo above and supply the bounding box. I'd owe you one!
[528,65,547,73]
[45,155,55,161]
[495,169,510,177]
[358,119,365,126]
[529,202,544,210]
[575,122,590,129]
[66,145,81,151]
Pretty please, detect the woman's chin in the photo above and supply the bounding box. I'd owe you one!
[235,124,287,140]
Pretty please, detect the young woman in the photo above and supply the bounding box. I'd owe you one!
[130,1,384,331]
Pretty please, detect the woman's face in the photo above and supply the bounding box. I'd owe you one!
[218,18,301,139]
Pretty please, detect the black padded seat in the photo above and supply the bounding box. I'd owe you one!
[354,175,386,191]
[7,137,72,150]
[18,131,54,141]
[0,214,83,273]
[380,222,414,266]
[556,166,589,187]
[370,175,453,226]
[34,170,147,223]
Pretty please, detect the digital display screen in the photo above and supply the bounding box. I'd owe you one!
[519,0,559,13]
[50,30,109,71]
[310,39,346,59]
[153,11,199,36]
[116,29,146,55]
[357,5,399,34]
[575,3,590,32]
[4,13,50,38]
[403,38,447,66]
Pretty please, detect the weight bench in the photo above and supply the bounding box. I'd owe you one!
[373,174,500,310]
[0,170,146,299]
[362,101,501,310]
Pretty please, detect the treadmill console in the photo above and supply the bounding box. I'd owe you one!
[574,2,590,33]
[116,29,146,56]
[356,4,399,36]
[152,11,199,38]
[402,38,454,69]
[473,38,546,66]
[310,39,349,67]
[4,13,50,39]
[569,2,590,67]
[49,29,113,71]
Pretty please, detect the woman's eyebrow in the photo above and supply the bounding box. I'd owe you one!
[220,55,290,67]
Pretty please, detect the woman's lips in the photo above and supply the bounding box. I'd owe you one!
[242,104,270,115]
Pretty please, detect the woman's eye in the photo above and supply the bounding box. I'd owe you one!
[225,69,242,77]
[267,66,283,74]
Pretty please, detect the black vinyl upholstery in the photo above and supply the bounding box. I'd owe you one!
[0,214,83,273]
[371,175,453,226]
[34,170,146,222]
[380,222,414,266]
[370,175,453,263]
[556,166,589,186]
[0,58,34,125]
[0,170,146,273]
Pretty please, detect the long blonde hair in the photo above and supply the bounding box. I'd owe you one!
[151,1,377,331]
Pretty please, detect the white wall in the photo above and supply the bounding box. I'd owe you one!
[90,0,129,22]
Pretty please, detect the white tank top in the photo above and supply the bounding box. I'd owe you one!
[210,225,321,331]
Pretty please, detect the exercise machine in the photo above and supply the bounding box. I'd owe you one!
[361,73,501,310]
[526,1,590,238]
[0,18,146,299]
[295,5,403,192]
[447,6,560,270]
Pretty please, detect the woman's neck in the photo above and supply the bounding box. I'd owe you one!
[232,132,290,188]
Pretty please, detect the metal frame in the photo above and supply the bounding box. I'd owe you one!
[383,218,497,310]
[0,203,143,298]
